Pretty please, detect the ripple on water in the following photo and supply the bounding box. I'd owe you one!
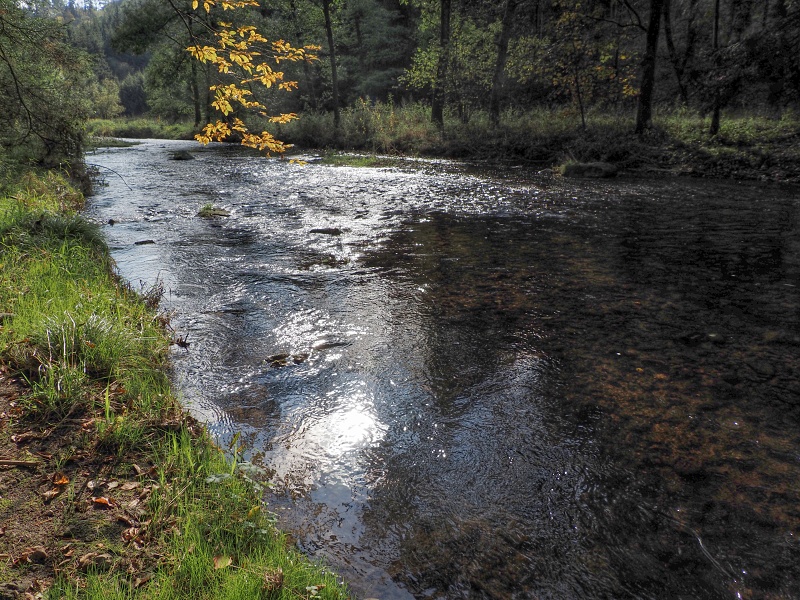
[88,140,800,600]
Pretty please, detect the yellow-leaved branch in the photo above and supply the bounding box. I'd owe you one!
[186,0,318,156]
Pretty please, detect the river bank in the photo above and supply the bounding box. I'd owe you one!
[0,171,348,599]
[89,106,800,184]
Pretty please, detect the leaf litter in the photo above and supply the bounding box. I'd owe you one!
[0,367,162,597]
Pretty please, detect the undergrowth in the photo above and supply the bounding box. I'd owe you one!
[86,118,196,141]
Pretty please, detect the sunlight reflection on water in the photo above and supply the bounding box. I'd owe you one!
[87,140,800,600]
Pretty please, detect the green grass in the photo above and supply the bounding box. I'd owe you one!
[86,118,197,141]
[87,137,140,149]
[273,102,800,180]
[0,171,349,600]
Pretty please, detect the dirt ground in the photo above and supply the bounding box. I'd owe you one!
[0,366,163,599]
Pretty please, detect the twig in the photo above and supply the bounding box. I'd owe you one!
[86,163,133,190]
[0,459,39,467]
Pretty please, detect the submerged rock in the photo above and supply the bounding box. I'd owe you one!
[134,239,156,245]
[562,162,618,178]
[266,352,310,368]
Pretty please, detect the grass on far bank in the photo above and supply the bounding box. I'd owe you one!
[0,171,348,600]
[88,104,800,182]
[87,117,197,141]
[275,101,800,182]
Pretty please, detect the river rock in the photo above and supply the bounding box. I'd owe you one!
[309,227,343,236]
[199,207,231,217]
[134,239,156,245]
[169,150,194,160]
[562,162,618,178]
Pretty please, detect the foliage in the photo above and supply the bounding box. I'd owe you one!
[185,0,320,154]
[0,0,92,168]
[86,118,196,140]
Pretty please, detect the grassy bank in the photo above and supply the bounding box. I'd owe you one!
[277,103,800,182]
[0,172,348,599]
[87,107,800,183]
[87,118,197,141]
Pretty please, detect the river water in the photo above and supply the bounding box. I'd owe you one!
[87,139,800,600]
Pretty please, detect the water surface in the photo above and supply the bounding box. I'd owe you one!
[87,140,800,599]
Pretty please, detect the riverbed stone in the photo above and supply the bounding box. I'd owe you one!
[169,150,194,160]
[562,162,618,178]
[745,358,776,380]
[309,227,343,235]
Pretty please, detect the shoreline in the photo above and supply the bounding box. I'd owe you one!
[0,171,349,599]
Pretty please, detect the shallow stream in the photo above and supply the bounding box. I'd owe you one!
[87,140,800,599]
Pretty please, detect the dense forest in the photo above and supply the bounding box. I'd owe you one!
[3,0,800,171]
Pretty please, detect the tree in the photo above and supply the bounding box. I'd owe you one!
[431,0,451,127]
[0,0,92,167]
[635,0,665,134]
[184,0,319,154]
[489,0,517,125]
[320,0,341,129]
[113,0,213,125]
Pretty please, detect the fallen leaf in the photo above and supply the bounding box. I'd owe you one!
[52,472,69,486]
[11,432,39,444]
[106,481,120,490]
[213,555,232,569]
[117,514,138,527]
[133,574,152,588]
[122,527,140,543]
[263,567,284,592]
[120,481,140,491]
[42,488,64,502]
[90,496,116,509]
[77,552,113,571]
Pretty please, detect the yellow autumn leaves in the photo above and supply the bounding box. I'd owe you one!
[186,0,319,154]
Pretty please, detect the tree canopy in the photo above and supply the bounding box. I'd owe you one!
[2,0,800,168]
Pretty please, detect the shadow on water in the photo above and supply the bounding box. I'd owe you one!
[87,141,800,600]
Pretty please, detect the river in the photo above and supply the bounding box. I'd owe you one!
[87,139,800,600]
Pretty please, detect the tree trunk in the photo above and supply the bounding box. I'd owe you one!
[662,0,689,106]
[431,0,451,128]
[187,15,202,126]
[322,0,340,130]
[489,0,517,125]
[709,0,721,135]
[289,0,317,110]
[635,0,666,134]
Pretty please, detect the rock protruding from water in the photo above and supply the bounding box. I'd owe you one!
[309,227,343,236]
[198,207,231,218]
[169,150,195,161]
[562,162,618,178]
